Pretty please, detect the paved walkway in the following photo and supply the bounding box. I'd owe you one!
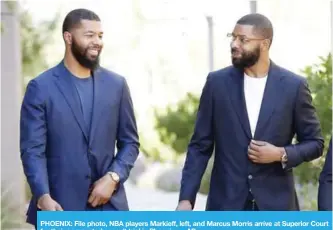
[125,181,208,211]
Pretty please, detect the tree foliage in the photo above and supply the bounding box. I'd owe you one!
[17,4,60,92]
[294,53,332,185]
[155,93,199,155]
[21,13,58,79]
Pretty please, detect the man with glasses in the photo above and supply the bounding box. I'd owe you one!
[176,13,324,211]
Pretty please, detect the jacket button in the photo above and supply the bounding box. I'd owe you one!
[86,175,91,179]
[248,175,253,180]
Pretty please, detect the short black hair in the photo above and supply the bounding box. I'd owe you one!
[237,13,273,47]
[62,8,100,33]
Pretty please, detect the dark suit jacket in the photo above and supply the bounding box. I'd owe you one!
[318,137,332,210]
[179,61,324,211]
[20,61,139,226]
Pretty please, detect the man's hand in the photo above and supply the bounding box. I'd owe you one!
[176,200,192,211]
[88,174,117,207]
[37,194,63,211]
[248,140,284,164]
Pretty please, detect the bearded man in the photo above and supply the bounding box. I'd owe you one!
[20,8,140,228]
[176,13,324,211]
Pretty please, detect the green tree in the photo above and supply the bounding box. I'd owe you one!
[293,53,332,210]
[154,92,210,193]
[20,7,59,91]
[294,53,332,185]
[154,93,198,155]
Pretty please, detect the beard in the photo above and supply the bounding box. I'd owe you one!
[231,46,260,69]
[71,38,101,70]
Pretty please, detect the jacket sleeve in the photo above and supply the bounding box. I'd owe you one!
[179,74,215,208]
[108,78,140,183]
[284,78,324,169]
[20,80,49,200]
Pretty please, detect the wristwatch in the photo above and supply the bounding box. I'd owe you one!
[281,149,288,163]
[107,172,120,183]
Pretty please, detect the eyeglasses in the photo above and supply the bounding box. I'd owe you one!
[227,33,267,44]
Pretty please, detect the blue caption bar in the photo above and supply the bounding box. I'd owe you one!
[37,211,332,230]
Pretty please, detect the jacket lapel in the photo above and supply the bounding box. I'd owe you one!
[253,62,283,139]
[227,67,252,139]
[54,61,89,142]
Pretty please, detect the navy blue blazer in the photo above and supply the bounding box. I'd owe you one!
[20,61,139,226]
[179,61,324,210]
[318,137,332,210]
